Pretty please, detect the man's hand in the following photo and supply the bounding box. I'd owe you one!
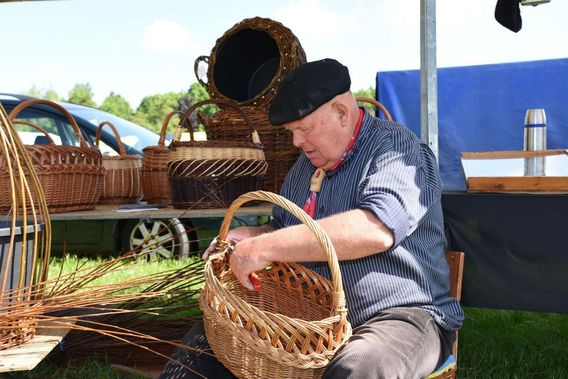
[229,237,272,291]
[202,224,275,260]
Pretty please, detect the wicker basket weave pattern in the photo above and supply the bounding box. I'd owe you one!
[0,99,103,213]
[167,100,267,209]
[194,16,307,107]
[95,121,142,204]
[141,111,182,204]
[200,191,351,379]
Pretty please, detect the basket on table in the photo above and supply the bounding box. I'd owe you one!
[0,99,103,213]
[200,191,352,379]
[141,111,182,205]
[167,99,267,210]
[194,16,306,193]
[95,121,142,204]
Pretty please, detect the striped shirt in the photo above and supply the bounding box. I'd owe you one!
[270,110,464,331]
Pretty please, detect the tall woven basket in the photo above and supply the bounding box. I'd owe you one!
[200,191,352,379]
[141,111,182,204]
[0,99,103,213]
[95,121,142,204]
[168,99,267,209]
[195,16,305,193]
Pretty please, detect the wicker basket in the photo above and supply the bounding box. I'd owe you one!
[0,99,103,213]
[194,16,307,107]
[167,99,267,210]
[141,111,183,205]
[201,105,299,194]
[95,121,142,204]
[200,191,351,379]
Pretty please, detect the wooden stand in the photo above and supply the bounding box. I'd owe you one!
[0,320,74,373]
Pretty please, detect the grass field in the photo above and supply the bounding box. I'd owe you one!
[5,255,568,379]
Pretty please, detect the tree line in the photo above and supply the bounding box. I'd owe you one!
[27,83,376,135]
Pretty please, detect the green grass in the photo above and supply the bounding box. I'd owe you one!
[459,307,568,378]
[6,256,568,378]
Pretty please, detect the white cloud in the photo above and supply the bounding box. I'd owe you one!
[142,18,191,53]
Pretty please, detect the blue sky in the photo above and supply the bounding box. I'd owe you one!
[1,0,567,108]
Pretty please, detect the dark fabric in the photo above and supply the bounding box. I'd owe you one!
[158,321,236,379]
[268,58,351,125]
[495,0,522,32]
[443,192,568,313]
[323,307,452,379]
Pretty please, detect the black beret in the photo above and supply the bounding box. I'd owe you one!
[268,58,351,125]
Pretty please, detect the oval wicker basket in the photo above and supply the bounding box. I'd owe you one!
[0,99,104,213]
[168,100,267,209]
[194,16,307,107]
[141,110,183,205]
[95,121,143,204]
[200,191,352,379]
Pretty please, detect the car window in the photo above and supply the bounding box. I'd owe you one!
[10,108,81,147]
[67,106,160,153]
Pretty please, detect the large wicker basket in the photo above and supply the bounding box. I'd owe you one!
[0,99,103,213]
[141,111,182,205]
[194,16,306,107]
[167,99,267,209]
[95,121,142,204]
[200,191,352,379]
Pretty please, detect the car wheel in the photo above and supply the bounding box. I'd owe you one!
[121,218,189,260]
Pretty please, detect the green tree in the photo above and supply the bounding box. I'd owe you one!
[68,83,97,108]
[133,92,185,133]
[26,85,42,98]
[101,92,133,120]
[354,86,377,115]
[45,89,60,101]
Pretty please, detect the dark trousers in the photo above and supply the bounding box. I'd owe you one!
[159,307,454,379]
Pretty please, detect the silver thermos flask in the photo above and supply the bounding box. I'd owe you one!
[523,108,547,151]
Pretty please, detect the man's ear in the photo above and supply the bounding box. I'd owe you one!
[332,101,349,127]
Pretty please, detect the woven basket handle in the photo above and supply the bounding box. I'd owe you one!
[12,120,56,144]
[158,110,184,146]
[356,96,393,121]
[194,55,210,89]
[217,190,346,314]
[8,98,89,148]
[95,121,128,157]
[177,99,261,144]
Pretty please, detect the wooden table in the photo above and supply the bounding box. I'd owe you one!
[46,203,274,221]
[0,320,75,373]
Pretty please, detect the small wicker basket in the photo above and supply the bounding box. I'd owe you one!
[355,96,393,121]
[200,191,352,379]
[167,100,267,210]
[141,111,182,205]
[0,99,103,213]
[95,121,142,204]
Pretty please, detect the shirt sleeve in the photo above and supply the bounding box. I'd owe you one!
[357,126,442,247]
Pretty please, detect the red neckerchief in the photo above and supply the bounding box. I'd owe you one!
[303,109,364,217]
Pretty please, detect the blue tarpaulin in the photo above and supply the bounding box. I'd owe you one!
[376,58,568,190]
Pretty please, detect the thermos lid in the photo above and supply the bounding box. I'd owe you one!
[524,108,546,126]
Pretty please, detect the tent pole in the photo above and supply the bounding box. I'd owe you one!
[420,0,439,160]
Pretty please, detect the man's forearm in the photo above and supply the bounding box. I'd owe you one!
[246,209,394,263]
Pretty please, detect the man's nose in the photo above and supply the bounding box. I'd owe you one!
[292,131,305,147]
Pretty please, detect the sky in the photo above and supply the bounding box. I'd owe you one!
[1,0,567,108]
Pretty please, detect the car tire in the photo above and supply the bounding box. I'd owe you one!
[121,218,189,260]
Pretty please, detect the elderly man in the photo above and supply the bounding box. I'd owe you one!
[160,58,463,379]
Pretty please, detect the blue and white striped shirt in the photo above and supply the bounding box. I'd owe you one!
[270,110,464,331]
